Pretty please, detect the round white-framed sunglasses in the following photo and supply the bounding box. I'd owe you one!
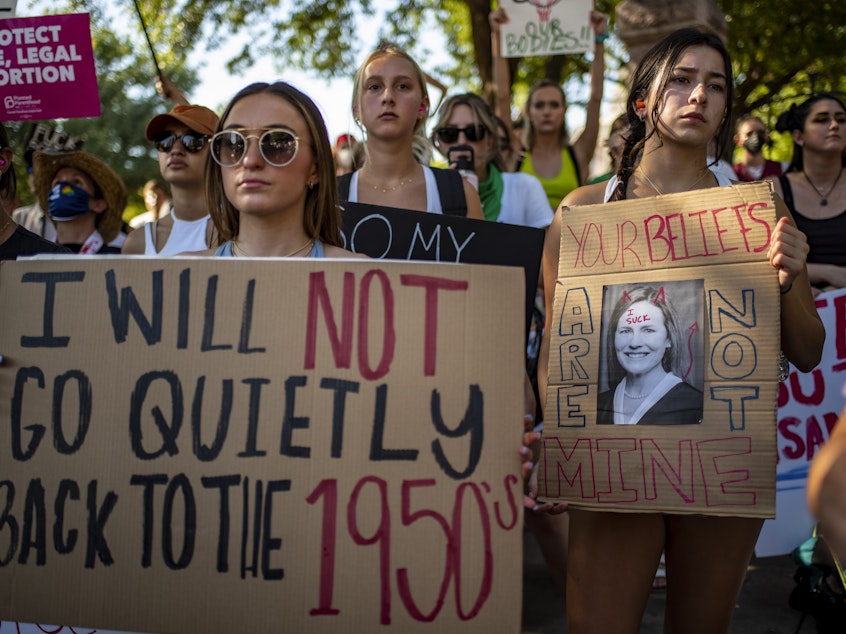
[210,128,302,167]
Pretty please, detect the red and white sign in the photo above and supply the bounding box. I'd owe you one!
[757,287,846,556]
[0,13,100,121]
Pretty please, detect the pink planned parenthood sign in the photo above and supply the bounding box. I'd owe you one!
[0,13,100,121]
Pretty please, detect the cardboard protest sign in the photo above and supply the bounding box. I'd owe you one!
[0,14,100,121]
[0,257,525,633]
[756,287,846,555]
[499,0,593,58]
[341,201,545,342]
[539,182,781,517]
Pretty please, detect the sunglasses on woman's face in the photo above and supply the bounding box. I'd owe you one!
[154,131,210,154]
[210,128,300,167]
[435,124,487,144]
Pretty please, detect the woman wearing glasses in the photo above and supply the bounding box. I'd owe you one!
[202,81,357,258]
[338,41,484,219]
[123,104,219,255]
[431,93,552,228]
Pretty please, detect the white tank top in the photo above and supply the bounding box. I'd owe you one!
[603,169,733,202]
[143,210,210,255]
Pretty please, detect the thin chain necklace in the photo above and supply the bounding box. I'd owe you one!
[639,165,712,196]
[802,167,843,206]
[233,237,313,258]
[364,168,416,194]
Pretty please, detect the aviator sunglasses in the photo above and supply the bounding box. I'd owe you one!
[154,131,210,154]
[435,124,488,144]
[210,128,301,167]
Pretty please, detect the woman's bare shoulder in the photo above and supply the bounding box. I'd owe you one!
[560,181,610,208]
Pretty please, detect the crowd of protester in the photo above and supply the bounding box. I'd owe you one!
[1,6,845,633]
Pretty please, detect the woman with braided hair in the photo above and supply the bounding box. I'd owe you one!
[533,29,824,632]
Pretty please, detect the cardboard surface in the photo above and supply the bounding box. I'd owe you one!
[341,201,545,343]
[540,182,781,517]
[757,287,846,555]
[0,14,100,121]
[0,257,525,633]
[498,0,593,58]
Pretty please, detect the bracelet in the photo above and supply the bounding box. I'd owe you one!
[780,281,793,295]
[595,32,610,43]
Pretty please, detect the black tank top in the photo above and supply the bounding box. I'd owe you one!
[779,175,846,266]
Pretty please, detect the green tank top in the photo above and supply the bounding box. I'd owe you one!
[519,147,580,210]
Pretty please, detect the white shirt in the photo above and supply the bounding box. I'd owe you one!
[499,172,554,228]
[142,209,210,255]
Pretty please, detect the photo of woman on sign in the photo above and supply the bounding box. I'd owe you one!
[597,283,703,425]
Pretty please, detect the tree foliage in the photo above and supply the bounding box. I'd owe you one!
[717,0,846,121]
[129,0,623,95]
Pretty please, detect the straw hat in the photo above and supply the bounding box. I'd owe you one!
[33,150,128,244]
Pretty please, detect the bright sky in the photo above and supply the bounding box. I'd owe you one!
[187,42,361,146]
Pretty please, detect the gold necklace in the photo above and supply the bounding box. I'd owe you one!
[232,237,314,258]
[802,167,843,206]
[365,172,416,193]
[639,165,712,196]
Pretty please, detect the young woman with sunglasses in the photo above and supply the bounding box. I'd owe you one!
[431,93,552,228]
[123,104,219,255]
[534,29,824,632]
[199,81,358,259]
[490,8,608,211]
[340,41,484,220]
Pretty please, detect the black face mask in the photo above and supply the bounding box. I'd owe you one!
[742,130,766,154]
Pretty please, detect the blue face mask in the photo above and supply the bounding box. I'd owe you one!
[48,182,92,221]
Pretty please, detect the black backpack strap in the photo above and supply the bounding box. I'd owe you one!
[337,172,353,201]
[779,174,795,212]
[514,154,525,172]
[567,145,582,186]
[431,167,468,216]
